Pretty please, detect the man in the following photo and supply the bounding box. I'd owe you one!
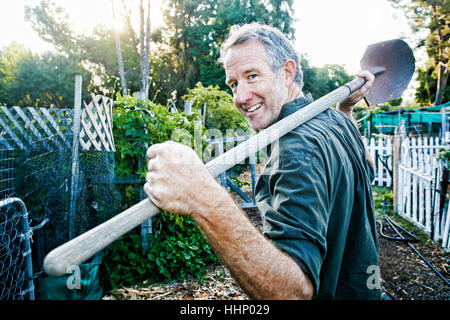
[144,23,380,300]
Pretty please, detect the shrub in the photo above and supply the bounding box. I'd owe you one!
[104,212,218,288]
[182,82,250,135]
[105,93,217,288]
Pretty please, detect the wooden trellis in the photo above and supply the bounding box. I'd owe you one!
[79,94,115,152]
[0,106,73,151]
[0,94,115,152]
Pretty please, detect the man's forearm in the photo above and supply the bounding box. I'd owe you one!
[191,185,314,300]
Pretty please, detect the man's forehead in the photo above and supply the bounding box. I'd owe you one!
[223,40,269,75]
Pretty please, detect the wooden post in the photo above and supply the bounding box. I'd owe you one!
[393,123,405,211]
[140,184,151,254]
[69,75,82,240]
[202,102,207,126]
[135,92,151,253]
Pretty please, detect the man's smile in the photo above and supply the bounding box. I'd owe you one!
[244,103,263,114]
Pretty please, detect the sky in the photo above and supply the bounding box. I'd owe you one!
[0,0,421,101]
[0,0,416,71]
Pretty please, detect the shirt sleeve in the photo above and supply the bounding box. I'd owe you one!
[257,132,331,297]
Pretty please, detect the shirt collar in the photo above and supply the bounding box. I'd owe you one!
[276,94,314,122]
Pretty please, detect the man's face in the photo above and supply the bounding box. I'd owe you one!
[223,39,290,130]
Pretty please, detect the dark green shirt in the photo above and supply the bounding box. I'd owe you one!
[255,96,381,300]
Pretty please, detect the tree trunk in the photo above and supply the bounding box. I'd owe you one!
[139,0,145,96]
[138,0,151,99]
[432,2,447,106]
[144,0,151,96]
[111,0,128,95]
[435,62,448,106]
[121,0,140,59]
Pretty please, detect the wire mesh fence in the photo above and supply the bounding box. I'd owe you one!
[0,142,35,300]
[0,99,122,300]
[14,134,122,276]
[0,147,14,199]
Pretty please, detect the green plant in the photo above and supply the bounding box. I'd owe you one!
[372,186,393,214]
[438,147,450,166]
[104,212,218,288]
[112,93,206,207]
[182,82,250,135]
[105,93,217,288]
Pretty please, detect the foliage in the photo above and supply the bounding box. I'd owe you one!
[162,0,296,99]
[301,59,354,100]
[388,0,449,105]
[373,98,404,114]
[20,0,296,106]
[372,186,394,213]
[182,82,250,135]
[104,211,219,288]
[112,93,205,206]
[438,147,450,165]
[0,42,89,107]
[415,64,450,106]
[107,94,218,287]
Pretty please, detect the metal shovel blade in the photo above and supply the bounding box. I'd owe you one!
[360,39,415,106]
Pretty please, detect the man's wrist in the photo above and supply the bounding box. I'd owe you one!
[191,179,234,221]
[336,101,355,111]
[336,103,356,122]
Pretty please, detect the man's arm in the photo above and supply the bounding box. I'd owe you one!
[144,142,313,300]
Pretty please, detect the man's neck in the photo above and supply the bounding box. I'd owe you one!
[287,85,304,104]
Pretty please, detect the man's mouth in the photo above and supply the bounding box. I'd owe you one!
[245,103,262,114]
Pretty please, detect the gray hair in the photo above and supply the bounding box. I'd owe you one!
[218,23,303,89]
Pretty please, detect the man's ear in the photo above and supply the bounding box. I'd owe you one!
[282,60,297,87]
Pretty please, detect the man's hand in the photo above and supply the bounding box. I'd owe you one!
[143,141,221,217]
[336,70,374,120]
[143,142,314,300]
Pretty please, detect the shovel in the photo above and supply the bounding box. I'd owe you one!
[43,39,415,277]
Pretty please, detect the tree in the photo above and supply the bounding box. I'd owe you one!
[0,42,90,107]
[300,58,353,101]
[111,0,128,95]
[24,0,78,56]
[389,0,449,105]
[162,0,297,100]
[25,0,154,100]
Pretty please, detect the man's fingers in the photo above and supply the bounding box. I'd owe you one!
[356,70,375,93]
[143,182,160,205]
[143,182,152,200]
[146,143,162,159]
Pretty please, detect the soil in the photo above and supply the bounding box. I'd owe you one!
[103,165,450,301]
[377,217,449,300]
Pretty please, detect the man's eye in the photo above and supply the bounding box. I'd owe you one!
[249,74,257,80]
[230,82,238,89]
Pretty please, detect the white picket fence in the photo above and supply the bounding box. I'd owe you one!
[365,134,450,249]
[363,136,393,187]
[396,136,449,249]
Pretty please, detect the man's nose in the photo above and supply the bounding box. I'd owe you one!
[234,82,252,106]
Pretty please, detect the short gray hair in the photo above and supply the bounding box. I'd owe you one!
[218,23,303,89]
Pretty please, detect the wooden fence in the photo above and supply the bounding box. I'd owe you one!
[0,94,115,152]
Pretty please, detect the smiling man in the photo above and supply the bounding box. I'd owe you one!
[223,38,302,130]
[144,23,381,300]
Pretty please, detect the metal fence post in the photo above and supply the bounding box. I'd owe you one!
[69,75,82,240]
